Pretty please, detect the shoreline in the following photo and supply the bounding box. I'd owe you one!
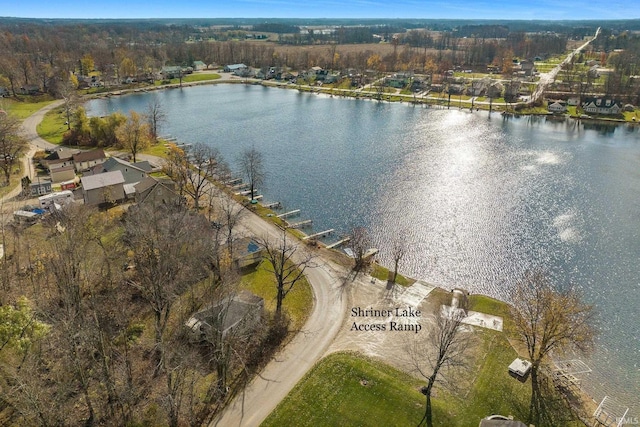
[85,73,640,127]
[23,95,637,421]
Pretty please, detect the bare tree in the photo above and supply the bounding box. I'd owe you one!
[348,226,371,272]
[238,146,265,202]
[409,304,473,427]
[116,110,151,163]
[146,96,166,143]
[211,192,245,268]
[510,271,596,426]
[184,143,225,210]
[391,235,407,284]
[255,228,315,319]
[124,203,210,375]
[0,109,27,185]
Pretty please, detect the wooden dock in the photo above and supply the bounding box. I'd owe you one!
[232,183,249,190]
[303,229,334,240]
[288,220,312,229]
[326,237,350,249]
[277,209,300,219]
[225,178,242,185]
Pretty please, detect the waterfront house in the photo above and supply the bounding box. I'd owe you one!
[547,100,568,114]
[91,157,150,185]
[81,170,126,206]
[581,97,623,115]
[160,66,184,79]
[224,63,248,74]
[192,61,207,71]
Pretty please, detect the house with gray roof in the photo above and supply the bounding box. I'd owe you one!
[93,157,149,185]
[581,97,623,115]
[81,170,125,206]
[185,291,264,343]
[134,177,181,206]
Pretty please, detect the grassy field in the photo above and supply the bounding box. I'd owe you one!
[241,259,313,331]
[263,293,576,427]
[36,106,68,144]
[262,334,533,427]
[262,352,427,427]
[156,73,221,86]
[2,97,56,119]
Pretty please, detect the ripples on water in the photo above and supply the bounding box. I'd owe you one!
[87,85,640,411]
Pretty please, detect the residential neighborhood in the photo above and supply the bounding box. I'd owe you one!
[0,12,638,427]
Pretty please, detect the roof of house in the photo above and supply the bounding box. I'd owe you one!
[133,176,159,194]
[48,159,73,169]
[50,165,75,173]
[225,63,247,70]
[45,147,78,161]
[81,170,125,191]
[582,97,622,108]
[102,157,149,174]
[186,291,264,335]
[161,65,183,72]
[133,160,153,172]
[73,149,106,163]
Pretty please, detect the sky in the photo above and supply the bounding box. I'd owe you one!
[0,0,635,21]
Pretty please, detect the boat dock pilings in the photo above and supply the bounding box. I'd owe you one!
[262,201,282,209]
[326,237,351,249]
[288,220,312,229]
[303,229,335,240]
[276,209,300,219]
[224,178,243,186]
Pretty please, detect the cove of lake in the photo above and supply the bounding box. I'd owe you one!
[87,83,640,412]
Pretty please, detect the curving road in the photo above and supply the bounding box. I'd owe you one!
[209,188,349,427]
[19,102,350,427]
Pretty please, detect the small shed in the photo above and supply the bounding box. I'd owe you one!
[185,291,264,343]
[508,358,532,379]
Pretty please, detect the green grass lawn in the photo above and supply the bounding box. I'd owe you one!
[241,260,313,331]
[155,73,221,86]
[370,263,415,287]
[36,106,68,144]
[262,352,427,427]
[262,335,533,427]
[262,291,550,427]
[2,97,56,119]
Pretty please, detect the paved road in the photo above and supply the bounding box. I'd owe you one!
[18,102,350,427]
[530,27,601,105]
[208,183,349,427]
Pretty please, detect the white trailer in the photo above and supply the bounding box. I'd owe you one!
[38,190,74,211]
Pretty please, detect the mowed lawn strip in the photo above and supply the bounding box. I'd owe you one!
[261,352,428,427]
[36,106,68,144]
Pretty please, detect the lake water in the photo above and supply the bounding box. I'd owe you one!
[87,84,640,412]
